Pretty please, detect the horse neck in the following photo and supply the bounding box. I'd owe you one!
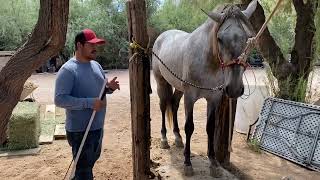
[189,20,220,71]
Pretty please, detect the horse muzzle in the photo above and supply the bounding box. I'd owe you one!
[225,84,244,98]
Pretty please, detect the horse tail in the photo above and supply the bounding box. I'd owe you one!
[166,101,173,129]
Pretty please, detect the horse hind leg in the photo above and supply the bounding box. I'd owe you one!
[183,94,196,176]
[155,76,173,149]
[172,89,184,148]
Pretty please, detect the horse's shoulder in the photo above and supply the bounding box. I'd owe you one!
[155,30,189,49]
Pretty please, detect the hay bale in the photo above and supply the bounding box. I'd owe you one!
[55,106,66,124]
[8,102,40,150]
[40,105,56,137]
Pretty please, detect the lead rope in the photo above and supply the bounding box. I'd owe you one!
[239,0,285,62]
[229,0,285,152]
[228,98,233,152]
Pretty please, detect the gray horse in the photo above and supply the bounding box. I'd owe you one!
[152,0,258,177]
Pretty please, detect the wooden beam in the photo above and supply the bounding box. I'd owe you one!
[214,94,237,165]
[0,147,41,157]
[54,124,66,140]
[126,0,151,180]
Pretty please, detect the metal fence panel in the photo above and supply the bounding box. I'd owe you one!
[252,97,320,172]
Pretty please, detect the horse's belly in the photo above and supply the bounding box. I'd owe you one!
[160,67,185,92]
[153,30,190,92]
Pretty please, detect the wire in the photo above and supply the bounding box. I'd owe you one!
[241,64,257,100]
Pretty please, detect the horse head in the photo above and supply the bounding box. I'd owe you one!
[205,0,257,98]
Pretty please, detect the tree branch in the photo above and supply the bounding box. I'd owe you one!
[291,0,318,76]
[241,0,293,80]
[0,0,69,144]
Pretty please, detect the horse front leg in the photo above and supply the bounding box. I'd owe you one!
[207,100,223,177]
[183,95,195,176]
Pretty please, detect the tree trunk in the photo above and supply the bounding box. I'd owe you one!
[0,0,69,144]
[126,0,151,180]
[283,0,319,101]
[291,0,318,77]
[241,0,318,101]
[241,0,293,80]
[215,95,237,165]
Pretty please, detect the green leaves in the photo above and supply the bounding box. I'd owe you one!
[0,0,319,69]
[65,0,130,69]
[259,0,296,56]
[0,0,39,50]
[149,0,224,33]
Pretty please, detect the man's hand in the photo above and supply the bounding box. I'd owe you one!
[107,77,120,91]
[93,98,106,111]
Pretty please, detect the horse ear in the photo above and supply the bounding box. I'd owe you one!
[201,9,223,23]
[242,0,258,19]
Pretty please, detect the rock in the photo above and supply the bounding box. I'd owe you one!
[281,176,295,180]
[306,67,320,103]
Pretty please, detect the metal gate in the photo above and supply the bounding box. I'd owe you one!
[252,97,320,172]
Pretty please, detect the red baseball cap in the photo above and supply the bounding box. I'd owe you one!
[82,29,106,44]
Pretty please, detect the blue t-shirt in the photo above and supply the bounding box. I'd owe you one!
[54,58,107,132]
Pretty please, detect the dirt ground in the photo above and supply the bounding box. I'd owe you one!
[0,70,319,180]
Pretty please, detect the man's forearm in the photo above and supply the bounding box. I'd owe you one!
[54,94,95,110]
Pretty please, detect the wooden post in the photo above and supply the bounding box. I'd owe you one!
[214,94,237,165]
[126,1,151,180]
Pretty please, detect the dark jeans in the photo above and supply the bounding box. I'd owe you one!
[67,129,103,180]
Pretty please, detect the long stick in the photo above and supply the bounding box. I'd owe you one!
[69,79,108,180]
[255,0,284,40]
[241,0,284,60]
[228,98,233,152]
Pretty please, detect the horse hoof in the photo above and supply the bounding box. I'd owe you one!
[160,140,170,149]
[210,166,223,178]
[175,139,184,148]
[184,165,194,176]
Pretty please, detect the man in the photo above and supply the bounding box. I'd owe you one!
[54,28,120,180]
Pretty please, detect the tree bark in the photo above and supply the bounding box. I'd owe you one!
[241,0,293,80]
[0,0,69,144]
[127,0,151,180]
[241,0,318,100]
[291,0,318,77]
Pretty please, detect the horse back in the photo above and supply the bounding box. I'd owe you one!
[152,30,190,91]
